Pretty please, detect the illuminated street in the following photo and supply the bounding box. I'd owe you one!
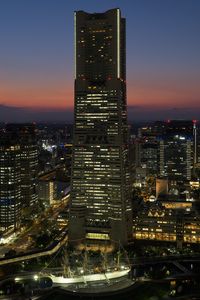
[0,194,70,258]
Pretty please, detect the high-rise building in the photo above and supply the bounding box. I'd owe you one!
[160,120,195,183]
[0,124,38,232]
[0,134,21,231]
[6,124,38,208]
[38,179,55,208]
[69,8,132,245]
[133,122,166,178]
[140,140,159,176]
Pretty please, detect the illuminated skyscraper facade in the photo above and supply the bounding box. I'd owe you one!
[0,135,21,231]
[6,124,38,208]
[69,9,132,245]
[160,120,195,183]
[0,124,38,232]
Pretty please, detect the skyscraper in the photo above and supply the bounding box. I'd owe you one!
[6,124,38,208]
[0,134,21,231]
[160,120,195,183]
[69,8,132,245]
[0,124,38,232]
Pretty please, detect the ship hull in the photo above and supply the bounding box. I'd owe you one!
[50,269,130,285]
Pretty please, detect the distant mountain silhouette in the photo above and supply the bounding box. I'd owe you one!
[0,105,74,123]
[0,104,199,123]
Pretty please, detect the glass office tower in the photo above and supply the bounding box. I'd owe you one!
[6,124,38,208]
[0,136,21,231]
[160,120,195,183]
[69,8,132,245]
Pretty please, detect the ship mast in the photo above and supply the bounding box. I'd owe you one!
[62,247,72,277]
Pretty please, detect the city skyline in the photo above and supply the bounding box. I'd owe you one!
[1,0,200,121]
[0,2,200,295]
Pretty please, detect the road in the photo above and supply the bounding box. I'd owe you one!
[0,194,70,257]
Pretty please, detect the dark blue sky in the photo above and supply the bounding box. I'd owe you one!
[0,0,200,122]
